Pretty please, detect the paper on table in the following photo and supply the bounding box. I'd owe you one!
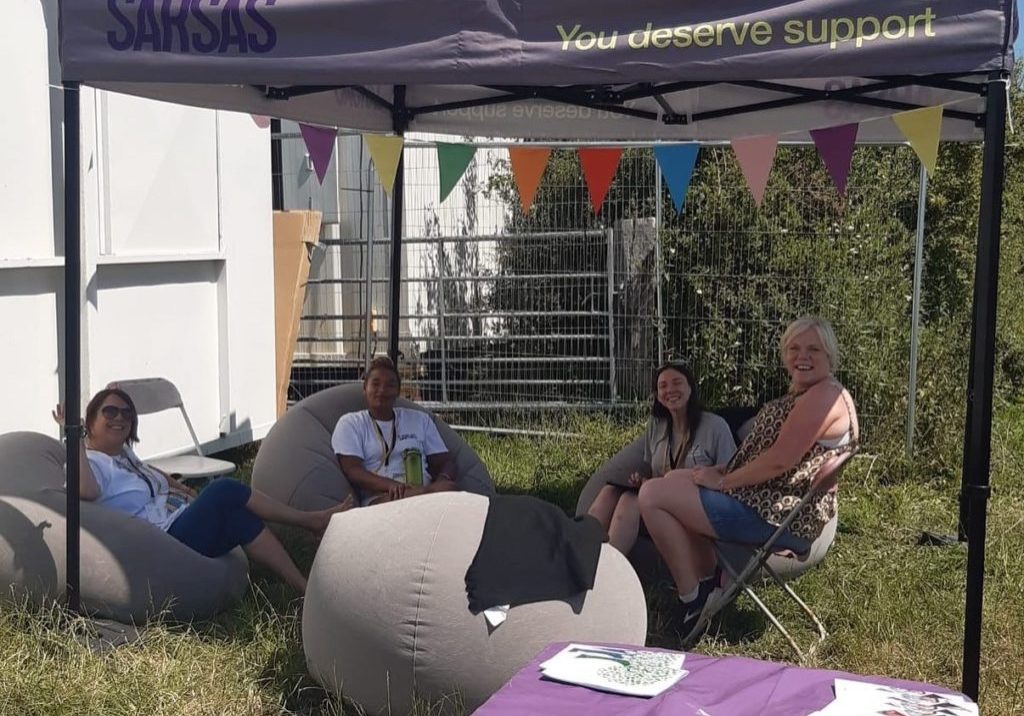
[539,643,687,698]
[807,678,978,716]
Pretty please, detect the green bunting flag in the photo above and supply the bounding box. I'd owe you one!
[437,143,477,203]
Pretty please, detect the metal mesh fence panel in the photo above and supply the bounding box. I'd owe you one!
[275,128,924,438]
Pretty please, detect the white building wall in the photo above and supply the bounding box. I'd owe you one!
[1,1,276,459]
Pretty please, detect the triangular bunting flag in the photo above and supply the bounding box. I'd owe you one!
[299,123,336,185]
[364,134,405,195]
[251,114,271,129]
[893,106,943,175]
[508,147,552,214]
[731,135,779,206]
[437,143,477,204]
[809,123,859,195]
[578,148,624,214]
[653,144,700,213]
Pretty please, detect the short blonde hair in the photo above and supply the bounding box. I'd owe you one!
[779,316,840,371]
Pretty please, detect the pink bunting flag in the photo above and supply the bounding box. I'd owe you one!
[299,123,337,185]
[731,135,778,206]
[809,123,860,195]
[251,114,271,129]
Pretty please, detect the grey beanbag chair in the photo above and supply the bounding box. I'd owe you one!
[251,384,494,511]
[574,435,669,581]
[303,491,647,714]
[0,432,248,622]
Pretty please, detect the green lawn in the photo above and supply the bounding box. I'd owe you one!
[1,411,1022,715]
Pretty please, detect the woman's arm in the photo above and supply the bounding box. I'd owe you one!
[426,452,455,482]
[338,455,407,499]
[155,469,198,498]
[695,382,844,491]
[53,405,101,501]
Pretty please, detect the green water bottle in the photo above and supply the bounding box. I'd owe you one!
[404,448,424,488]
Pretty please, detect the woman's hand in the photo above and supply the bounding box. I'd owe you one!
[691,465,726,491]
[387,482,408,501]
[627,471,646,488]
[52,404,65,426]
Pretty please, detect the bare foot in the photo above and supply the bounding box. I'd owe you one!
[309,494,355,536]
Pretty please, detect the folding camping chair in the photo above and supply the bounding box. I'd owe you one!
[684,449,856,662]
[106,378,236,485]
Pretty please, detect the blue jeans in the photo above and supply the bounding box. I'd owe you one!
[167,478,265,558]
[698,487,811,554]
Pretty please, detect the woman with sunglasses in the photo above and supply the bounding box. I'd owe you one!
[54,388,353,595]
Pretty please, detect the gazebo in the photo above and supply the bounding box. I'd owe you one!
[58,0,1015,700]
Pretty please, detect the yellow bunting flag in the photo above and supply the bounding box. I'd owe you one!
[892,106,943,175]
[508,147,552,214]
[364,134,405,195]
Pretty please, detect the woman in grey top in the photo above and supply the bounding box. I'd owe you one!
[588,363,737,554]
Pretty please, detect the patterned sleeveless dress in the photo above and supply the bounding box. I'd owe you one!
[726,387,858,542]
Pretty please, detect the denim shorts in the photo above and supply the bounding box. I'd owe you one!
[698,487,812,554]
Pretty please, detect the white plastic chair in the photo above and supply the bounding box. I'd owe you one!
[106,378,235,484]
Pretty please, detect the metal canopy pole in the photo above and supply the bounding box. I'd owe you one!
[387,85,407,364]
[62,81,82,614]
[960,71,1007,702]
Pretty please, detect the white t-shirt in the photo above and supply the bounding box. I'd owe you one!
[331,408,448,493]
[85,447,187,531]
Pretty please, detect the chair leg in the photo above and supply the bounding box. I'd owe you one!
[683,546,770,645]
[738,583,807,662]
[763,563,828,650]
[700,547,827,662]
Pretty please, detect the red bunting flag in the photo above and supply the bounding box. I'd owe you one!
[508,147,552,214]
[578,148,623,214]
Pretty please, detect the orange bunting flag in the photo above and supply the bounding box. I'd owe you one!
[578,148,624,214]
[508,147,552,214]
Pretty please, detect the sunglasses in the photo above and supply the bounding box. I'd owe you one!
[100,405,134,420]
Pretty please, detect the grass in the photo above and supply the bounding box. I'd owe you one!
[1,411,1022,715]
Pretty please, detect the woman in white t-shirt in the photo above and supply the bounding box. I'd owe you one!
[57,388,353,595]
[332,356,458,506]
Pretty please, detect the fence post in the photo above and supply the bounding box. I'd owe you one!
[437,236,450,403]
[655,164,666,366]
[607,227,618,403]
[906,161,928,457]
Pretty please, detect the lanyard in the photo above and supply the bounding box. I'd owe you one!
[116,453,157,499]
[371,414,398,466]
[664,427,689,473]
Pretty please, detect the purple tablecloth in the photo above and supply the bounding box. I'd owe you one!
[476,643,970,716]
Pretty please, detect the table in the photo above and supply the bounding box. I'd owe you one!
[476,643,971,715]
